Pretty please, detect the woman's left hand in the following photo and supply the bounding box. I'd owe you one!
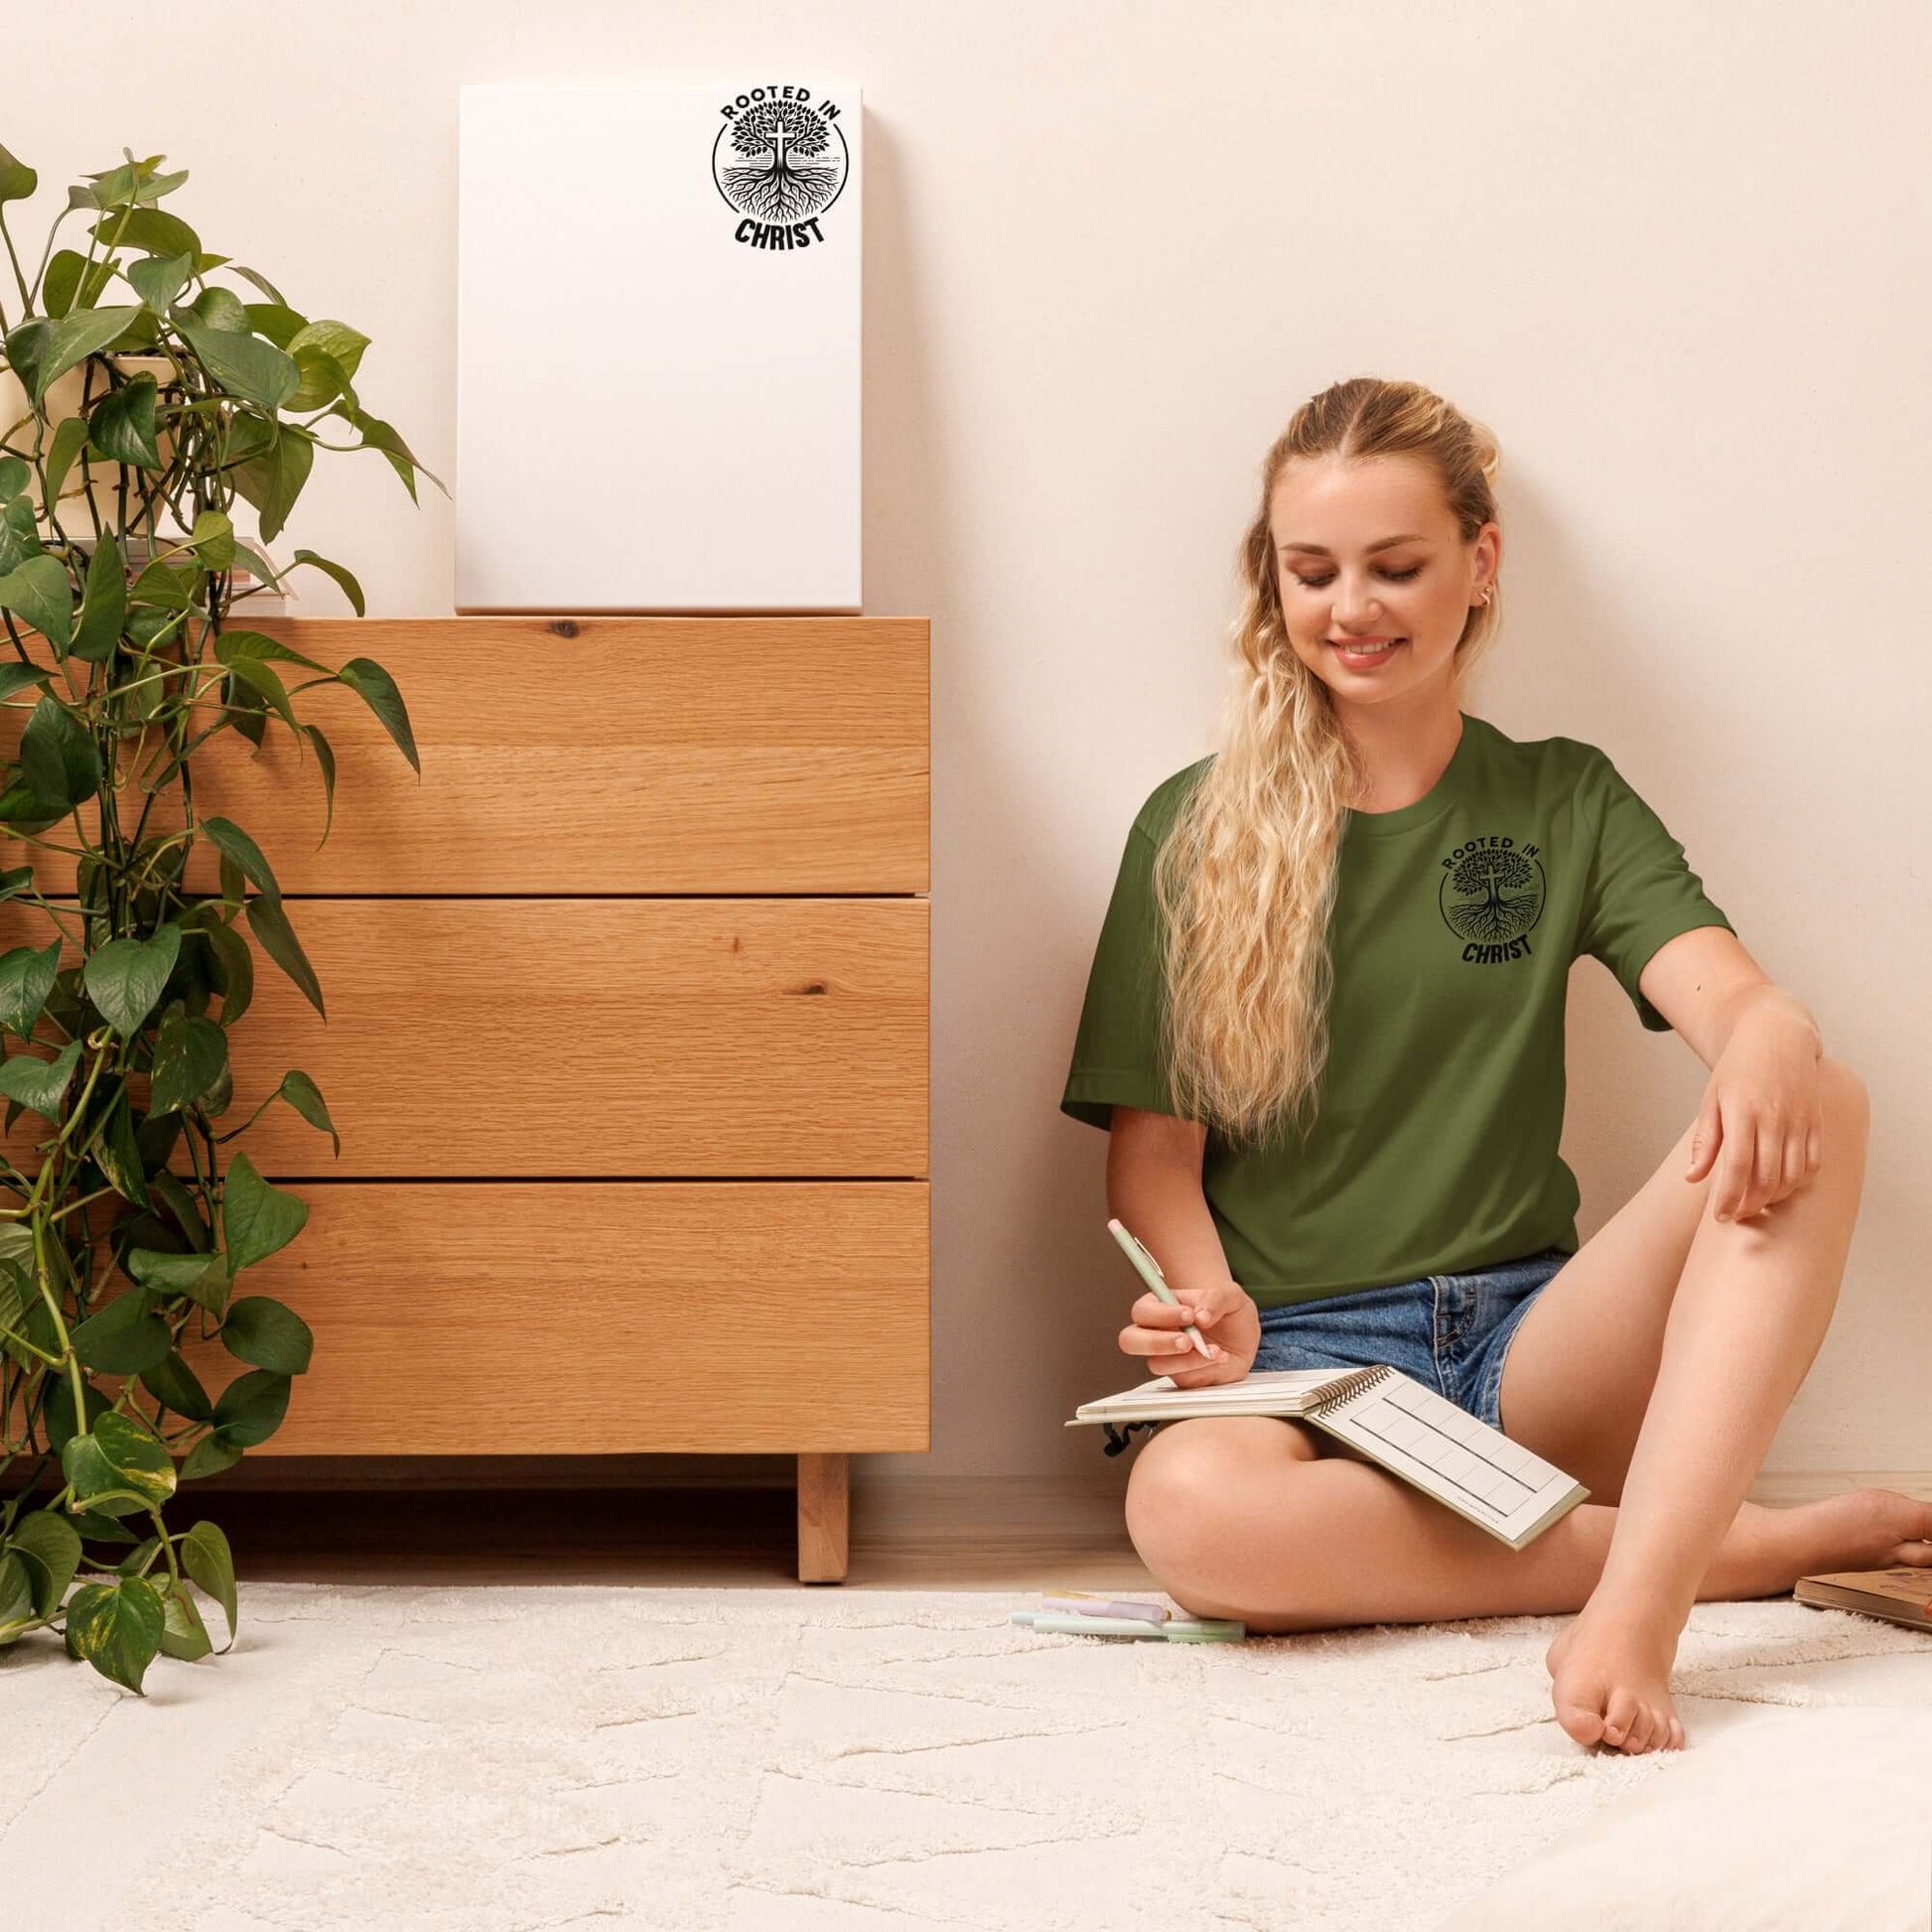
[1685,1013,1824,1222]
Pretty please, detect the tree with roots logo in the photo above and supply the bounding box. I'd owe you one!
[1445,848,1540,941]
[722,101,842,222]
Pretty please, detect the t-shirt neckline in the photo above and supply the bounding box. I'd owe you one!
[1342,711,1479,841]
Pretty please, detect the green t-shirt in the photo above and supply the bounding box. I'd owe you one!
[1059,711,1734,1308]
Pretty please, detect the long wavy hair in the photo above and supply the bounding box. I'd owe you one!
[1150,376,1504,1152]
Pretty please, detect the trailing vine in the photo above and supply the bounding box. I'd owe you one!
[0,144,436,1692]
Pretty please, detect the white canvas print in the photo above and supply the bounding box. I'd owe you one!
[456,79,863,613]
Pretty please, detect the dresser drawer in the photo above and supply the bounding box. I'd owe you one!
[0,617,929,896]
[1,897,928,1178]
[153,1179,930,1454]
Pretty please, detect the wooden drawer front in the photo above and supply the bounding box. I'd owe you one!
[0,897,928,1177]
[154,1180,929,1454]
[0,617,929,896]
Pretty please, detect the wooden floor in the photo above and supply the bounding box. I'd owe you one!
[20,1462,1924,1592]
[150,1483,1156,1590]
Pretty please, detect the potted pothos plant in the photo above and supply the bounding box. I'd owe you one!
[0,143,440,1693]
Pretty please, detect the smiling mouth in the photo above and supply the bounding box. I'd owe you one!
[1328,637,1406,657]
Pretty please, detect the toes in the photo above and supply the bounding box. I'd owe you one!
[1600,1686,1640,1749]
[1554,1695,1605,1749]
[1635,1704,1682,1754]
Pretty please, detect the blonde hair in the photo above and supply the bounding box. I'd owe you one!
[1151,376,1504,1151]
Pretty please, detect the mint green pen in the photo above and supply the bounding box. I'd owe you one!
[1108,1216,1214,1359]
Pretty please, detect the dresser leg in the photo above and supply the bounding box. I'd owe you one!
[797,1452,849,1583]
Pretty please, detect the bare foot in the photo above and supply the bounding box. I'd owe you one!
[1542,1489,1932,1757]
[1775,1486,1932,1582]
[1545,1597,1684,1755]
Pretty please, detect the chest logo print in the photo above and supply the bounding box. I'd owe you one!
[1439,836,1546,962]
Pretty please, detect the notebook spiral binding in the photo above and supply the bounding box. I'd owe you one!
[1098,1361,1397,1455]
[1309,1363,1396,1409]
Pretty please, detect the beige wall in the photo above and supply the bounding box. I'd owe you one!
[12,0,1925,1507]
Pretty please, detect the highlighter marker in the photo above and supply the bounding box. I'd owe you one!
[1108,1216,1214,1359]
[1012,1609,1246,1642]
[1038,1591,1170,1623]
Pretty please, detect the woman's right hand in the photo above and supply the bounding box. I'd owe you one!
[1118,1280,1260,1389]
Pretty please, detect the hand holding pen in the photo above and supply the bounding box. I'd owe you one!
[1107,1216,1260,1388]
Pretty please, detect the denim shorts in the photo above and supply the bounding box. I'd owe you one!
[1248,1245,1573,1433]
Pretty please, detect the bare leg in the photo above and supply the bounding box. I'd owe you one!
[1125,1059,1905,1753]
[1540,1058,1873,1752]
[1125,1417,1932,1638]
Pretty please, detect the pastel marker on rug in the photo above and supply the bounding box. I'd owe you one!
[1012,1610,1246,1642]
[1038,1590,1170,1624]
[1108,1216,1214,1358]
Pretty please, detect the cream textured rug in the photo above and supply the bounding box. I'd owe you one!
[3,1583,1930,1931]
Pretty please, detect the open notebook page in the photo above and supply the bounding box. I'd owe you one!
[1315,1371,1585,1548]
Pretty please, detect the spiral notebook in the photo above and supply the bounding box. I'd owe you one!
[1067,1364,1588,1551]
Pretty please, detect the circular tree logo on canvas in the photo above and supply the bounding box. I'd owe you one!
[715,86,850,249]
[1439,835,1546,963]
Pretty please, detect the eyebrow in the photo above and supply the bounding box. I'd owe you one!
[1278,534,1429,557]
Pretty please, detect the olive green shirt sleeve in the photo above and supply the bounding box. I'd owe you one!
[1575,749,1735,1033]
[1059,819,1186,1130]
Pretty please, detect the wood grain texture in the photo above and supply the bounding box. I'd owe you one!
[154,1180,929,1455]
[0,897,928,1176]
[0,616,929,895]
[797,1451,851,1582]
[0,614,931,1563]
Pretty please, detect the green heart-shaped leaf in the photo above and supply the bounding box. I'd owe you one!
[138,1348,213,1424]
[278,1069,340,1156]
[125,251,194,311]
[244,894,324,1017]
[82,923,181,1037]
[180,1518,236,1645]
[220,1152,308,1273]
[220,1295,313,1375]
[198,817,281,902]
[337,657,419,773]
[0,1037,82,1120]
[19,691,95,808]
[0,937,65,1035]
[21,305,144,403]
[42,415,90,513]
[209,1367,289,1449]
[173,315,298,412]
[60,1411,176,1512]
[228,421,313,541]
[69,1287,171,1374]
[87,374,160,468]
[148,1006,228,1117]
[7,1508,82,1620]
[70,535,127,664]
[0,556,74,651]
[64,1574,166,1693]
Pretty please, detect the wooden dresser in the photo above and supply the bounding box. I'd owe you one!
[2,617,930,1582]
